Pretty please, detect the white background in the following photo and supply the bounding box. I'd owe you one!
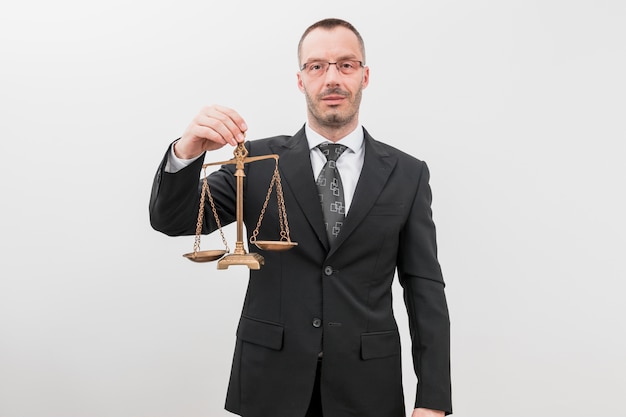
[1,1,625,416]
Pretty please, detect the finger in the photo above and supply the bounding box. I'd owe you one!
[189,124,228,146]
[211,105,248,137]
[195,113,240,146]
[203,106,247,144]
[182,125,228,153]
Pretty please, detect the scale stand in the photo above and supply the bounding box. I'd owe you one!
[182,143,297,270]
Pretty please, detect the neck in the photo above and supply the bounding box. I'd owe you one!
[307,117,359,143]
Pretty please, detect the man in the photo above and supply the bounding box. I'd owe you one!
[150,18,451,417]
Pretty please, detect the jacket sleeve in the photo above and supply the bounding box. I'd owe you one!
[149,142,238,236]
[397,161,452,415]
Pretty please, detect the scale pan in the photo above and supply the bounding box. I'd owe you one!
[253,241,298,251]
[183,250,227,262]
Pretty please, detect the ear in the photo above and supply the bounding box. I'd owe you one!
[297,71,306,93]
[361,65,370,89]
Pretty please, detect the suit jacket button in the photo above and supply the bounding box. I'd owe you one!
[324,266,333,276]
[312,318,322,328]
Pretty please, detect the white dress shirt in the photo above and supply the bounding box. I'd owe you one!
[165,123,365,214]
[304,124,364,215]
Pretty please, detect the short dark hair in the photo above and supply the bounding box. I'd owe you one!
[297,18,366,65]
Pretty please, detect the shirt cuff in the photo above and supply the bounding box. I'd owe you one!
[164,140,203,173]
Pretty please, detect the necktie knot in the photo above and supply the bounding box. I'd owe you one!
[317,143,347,163]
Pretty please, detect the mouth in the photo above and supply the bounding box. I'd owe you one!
[321,95,347,105]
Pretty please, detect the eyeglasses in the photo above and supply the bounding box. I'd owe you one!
[300,60,364,77]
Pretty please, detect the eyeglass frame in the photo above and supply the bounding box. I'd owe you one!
[299,60,365,75]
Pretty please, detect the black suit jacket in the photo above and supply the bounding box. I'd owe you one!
[149,126,452,417]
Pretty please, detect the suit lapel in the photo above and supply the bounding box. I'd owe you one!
[269,127,397,256]
[328,131,397,257]
[270,127,330,251]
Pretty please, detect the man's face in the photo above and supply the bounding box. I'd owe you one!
[297,27,369,130]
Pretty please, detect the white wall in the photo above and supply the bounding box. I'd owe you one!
[1,1,624,416]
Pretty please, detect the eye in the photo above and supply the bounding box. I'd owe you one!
[339,61,356,70]
[308,62,324,71]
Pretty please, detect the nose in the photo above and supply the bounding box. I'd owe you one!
[323,63,341,84]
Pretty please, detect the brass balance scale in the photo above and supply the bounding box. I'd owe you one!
[182,142,297,269]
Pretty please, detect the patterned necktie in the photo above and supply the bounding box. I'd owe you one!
[316,143,348,243]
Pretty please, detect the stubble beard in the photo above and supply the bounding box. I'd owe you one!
[305,87,363,129]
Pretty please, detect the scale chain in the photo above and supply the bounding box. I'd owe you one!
[249,161,293,244]
[275,167,290,241]
[194,167,231,255]
[193,177,208,254]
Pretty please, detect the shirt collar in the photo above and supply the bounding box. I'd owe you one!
[305,123,364,154]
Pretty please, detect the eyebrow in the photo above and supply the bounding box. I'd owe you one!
[304,55,360,62]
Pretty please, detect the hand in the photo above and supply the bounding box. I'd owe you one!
[174,105,248,159]
[411,408,445,417]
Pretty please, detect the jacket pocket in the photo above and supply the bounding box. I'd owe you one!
[361,330,401,360]
[237,315,284,351]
